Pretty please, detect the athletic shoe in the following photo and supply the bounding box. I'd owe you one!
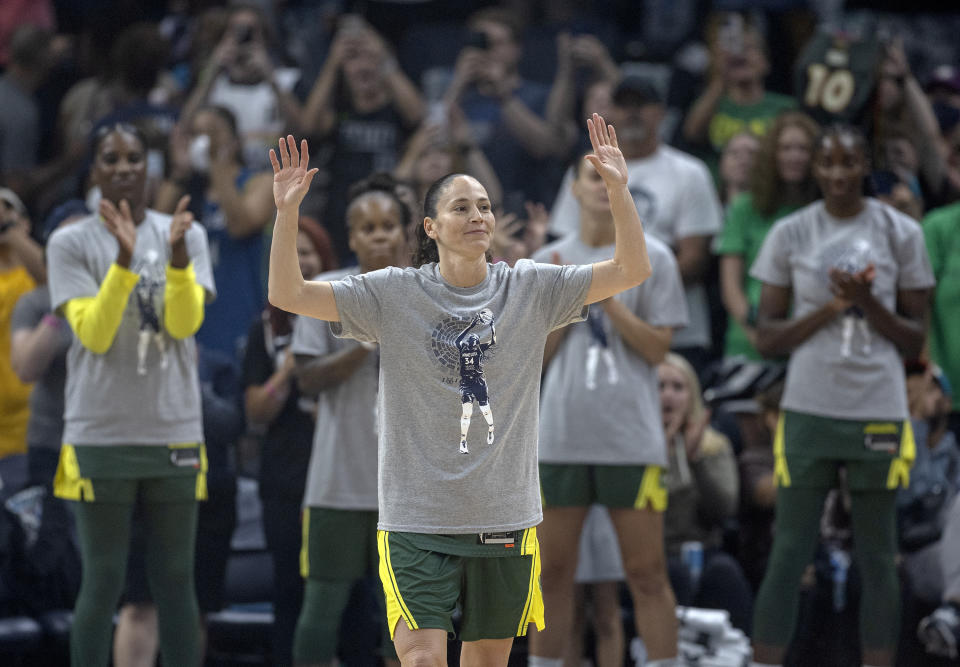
[459,437,469,454]
[918,602,960,659]
[487,427,495,445]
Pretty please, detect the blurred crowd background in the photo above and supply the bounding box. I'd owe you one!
[2,0,960,665]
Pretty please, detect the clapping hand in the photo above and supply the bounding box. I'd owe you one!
[585,113,627,189]
[169,195,193,269]
[269,135,318,211]
[829,263,876,310]
[100,199,137,269]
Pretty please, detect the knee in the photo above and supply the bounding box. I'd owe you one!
[624,558,669,600]
[539,551,578,587]
[400,646,446,667]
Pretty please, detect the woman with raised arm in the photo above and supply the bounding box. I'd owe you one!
[267,113,650,666]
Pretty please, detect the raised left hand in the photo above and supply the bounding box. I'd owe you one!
[169,195,193,268]
[585,113,627,189]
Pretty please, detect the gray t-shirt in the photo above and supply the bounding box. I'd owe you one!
[534,234,688,465]
[292,267,380,510]
[10,286,72,450]
[331,259,592,533]
[750,199,934,420]
[46,210,216,445]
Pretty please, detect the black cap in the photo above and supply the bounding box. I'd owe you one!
[612,75,663,107]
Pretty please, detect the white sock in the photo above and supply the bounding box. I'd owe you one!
[527,657,563,667]
[750,662,782,667]
[646,660,679,667]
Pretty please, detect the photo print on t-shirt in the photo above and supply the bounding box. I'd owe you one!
[428,308,498,454]
[131,248,169,374]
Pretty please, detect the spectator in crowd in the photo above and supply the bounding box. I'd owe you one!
[242,215,335,666]
[182,3,303,171]
[659,353,751,633]
[290,177,408,666]
[874,37,951,208]
[748,124,934,667]
[266,111,651,665]
[549,76,724,377]
[0,24,53,174]
[0,187,46,459]
[393,105,502,217]
[870,167,924,221]
[918,495,960,659]
[444,7,568,212]
[9,201,86,482]
[45,123,215,666]
[923,199,960,438]
[157,104,274,362]
[717,131,760,209]
[898,362,959,601]
[62,23,178,189]
[544,31,620,159]
[716,111,820,362]
[299,13,424,264]
[681,13,795,180]
[530,150,687,667]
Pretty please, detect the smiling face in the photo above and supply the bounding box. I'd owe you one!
[776,124,814,185]
[92,130,147,209]
[423,175,494,261]
[814,131,868,207]
[348,192,406,272]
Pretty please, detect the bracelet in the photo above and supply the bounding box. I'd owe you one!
[42,313,62,329]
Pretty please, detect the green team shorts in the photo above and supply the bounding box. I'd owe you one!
[377,528,544,641]
[539,463,667,510]
[773,410,915,491]
[53,443,207,503]
[300,507,379,580]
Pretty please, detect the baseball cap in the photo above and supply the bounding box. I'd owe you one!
[0,187,26,216]
[612,75,664,107]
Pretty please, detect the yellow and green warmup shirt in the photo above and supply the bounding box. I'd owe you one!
[46,210,215,445]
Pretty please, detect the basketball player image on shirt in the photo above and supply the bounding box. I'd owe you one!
[455,308,496,454]
[133,250,168,375]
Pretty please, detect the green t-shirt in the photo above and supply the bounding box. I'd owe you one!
[716,192,797,359]
[923,202,960,410]
[705,92,797,182]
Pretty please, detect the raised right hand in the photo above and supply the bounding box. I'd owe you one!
[100,199,138,268]
[269,135,318,211]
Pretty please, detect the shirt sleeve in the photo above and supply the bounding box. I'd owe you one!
[290,312,333,357]
[62,264,140,354]
[524,259,592,331]
[163,262,206,339]
[11,289,43,333]
[46,226,101,312]
[185,222,217,299]
[329,269,392,343]
[749,220,792,287]
[894,216,936,290]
